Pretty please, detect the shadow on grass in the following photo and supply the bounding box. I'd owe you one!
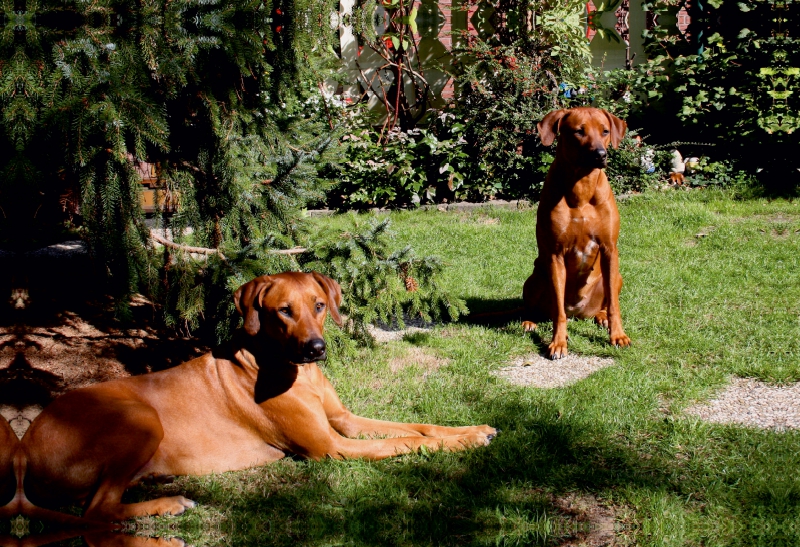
[462,297,523,318]
[116,394,678,547]
[172,408,794,547]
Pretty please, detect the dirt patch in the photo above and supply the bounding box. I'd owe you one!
[554,492,619,547]
[728,213,800,239]
[0,249,210,439]
[684,377,800,431]
[388,346,449,374]
[1,309,207,394]
[494,354,614,388]
[766,224,797,239]
[367,317,434,342]
[0,301,209,437]
[686,226,716,247]
[453,211,501,225]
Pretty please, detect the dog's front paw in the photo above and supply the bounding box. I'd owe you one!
[547,341,568,360]
[521,321,537,332]
[162,496,196,516]
[460,432,493,448]
[473,425,497,439]
[610,333,631,348]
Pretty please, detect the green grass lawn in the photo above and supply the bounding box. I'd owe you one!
[135,189,799,546]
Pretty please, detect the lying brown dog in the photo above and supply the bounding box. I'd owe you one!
[522,107,631,359]
[7,272,495,522]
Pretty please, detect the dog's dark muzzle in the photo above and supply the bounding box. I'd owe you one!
[300,338,327,362]
[594,148,608,168]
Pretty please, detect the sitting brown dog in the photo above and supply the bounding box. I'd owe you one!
[7,272,495,523]
[522,107,631,359]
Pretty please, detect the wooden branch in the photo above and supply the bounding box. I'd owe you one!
[151,233,227,260]
[150,233,308,259]
[269,247,309,255]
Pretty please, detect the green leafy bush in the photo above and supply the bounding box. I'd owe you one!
[616,0,800,192]
[604,133,667,194]
[682,158,757,189]
[330,0,607,207]
[332,112,470,208]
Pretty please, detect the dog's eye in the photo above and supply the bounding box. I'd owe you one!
[279,307,292,318]
[575,129,584,135]
[315,302,325,313]
[602,129,610,135]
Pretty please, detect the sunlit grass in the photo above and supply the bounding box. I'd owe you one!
[130,189,798,546]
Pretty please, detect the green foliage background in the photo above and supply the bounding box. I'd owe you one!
[626,0,799,191]
[0,0,467,341]
[332,0,676,208]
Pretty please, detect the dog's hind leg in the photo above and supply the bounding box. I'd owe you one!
[25,397,194,523]
[594,310,609,330]
[521,267,551,332]
[80,406,195,521]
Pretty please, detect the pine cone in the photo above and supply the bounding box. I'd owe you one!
[404,276,419,292]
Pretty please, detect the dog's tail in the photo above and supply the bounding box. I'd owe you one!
[0,447,118,529]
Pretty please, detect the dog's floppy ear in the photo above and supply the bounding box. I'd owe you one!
[537,109,569,147]
[603,110,627,149]
[234,276,273,336]
[312,272,343,327]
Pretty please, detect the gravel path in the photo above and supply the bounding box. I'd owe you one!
[684,377,800,431]
[493,354,615,388]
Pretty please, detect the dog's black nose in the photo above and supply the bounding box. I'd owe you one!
[303,339,327,361]
[594,148,608,167]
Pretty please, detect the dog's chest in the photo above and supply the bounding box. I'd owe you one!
[557,209,602,271]
[566,238,599,273]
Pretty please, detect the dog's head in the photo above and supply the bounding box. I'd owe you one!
[233,272,343,363]
[537,107,627,169]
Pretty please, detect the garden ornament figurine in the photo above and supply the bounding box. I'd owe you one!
[5,272,496,523]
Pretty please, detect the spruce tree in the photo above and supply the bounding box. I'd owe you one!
[1,0,466,342]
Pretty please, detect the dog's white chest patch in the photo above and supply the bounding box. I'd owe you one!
[570,240,599,271]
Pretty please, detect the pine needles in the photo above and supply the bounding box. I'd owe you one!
[0,0,464,344]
